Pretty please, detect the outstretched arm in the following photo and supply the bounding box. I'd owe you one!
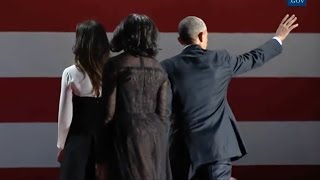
[228,14,298,76]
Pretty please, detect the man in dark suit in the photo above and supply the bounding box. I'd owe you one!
[161,14,298,180]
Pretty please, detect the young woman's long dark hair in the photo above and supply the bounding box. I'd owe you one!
[111,14,159,57]
[73,20,110,96]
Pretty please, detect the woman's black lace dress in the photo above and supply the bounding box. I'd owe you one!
[102,53,172,180]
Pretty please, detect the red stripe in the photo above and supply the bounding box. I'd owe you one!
[0,0,319,32]
[1,78,60,123]
[228,78,320,121]
[0,166,319,180]
[0,77,319,122]
[232,165,320,180]
[0,168,59,180]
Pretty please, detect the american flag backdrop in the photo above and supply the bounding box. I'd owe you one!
[0,0,319,179]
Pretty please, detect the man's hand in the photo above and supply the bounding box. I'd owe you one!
[57,148,64,163]
[275,14,299,41]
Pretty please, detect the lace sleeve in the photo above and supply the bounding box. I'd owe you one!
[156,78,172,122]
[102,60,117,124]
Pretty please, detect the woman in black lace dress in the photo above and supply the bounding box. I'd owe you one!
[100,14,172,180]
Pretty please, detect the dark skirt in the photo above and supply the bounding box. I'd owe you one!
[59,134,96,180]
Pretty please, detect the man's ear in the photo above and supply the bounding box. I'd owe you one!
[178,36,185,45]
[198,32,204,43]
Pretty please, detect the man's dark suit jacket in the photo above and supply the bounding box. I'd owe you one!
[161,39,282,178]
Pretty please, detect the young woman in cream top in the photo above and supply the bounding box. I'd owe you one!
[57,20,110,180]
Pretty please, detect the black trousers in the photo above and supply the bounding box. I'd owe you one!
[169,130,191,180]
[192,160,232,180]
[59,134,96,180]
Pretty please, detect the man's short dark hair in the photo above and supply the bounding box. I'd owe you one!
[178,16,207,43]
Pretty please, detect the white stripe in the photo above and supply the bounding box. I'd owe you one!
[0,122,319,167]
[0,32,319,77]
[0,123,59,168]
[235,121,320,165]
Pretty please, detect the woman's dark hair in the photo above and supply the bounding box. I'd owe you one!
[111,14,159,57]
[73,20,110,96]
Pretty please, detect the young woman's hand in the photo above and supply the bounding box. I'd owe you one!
[57,148,64,163]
